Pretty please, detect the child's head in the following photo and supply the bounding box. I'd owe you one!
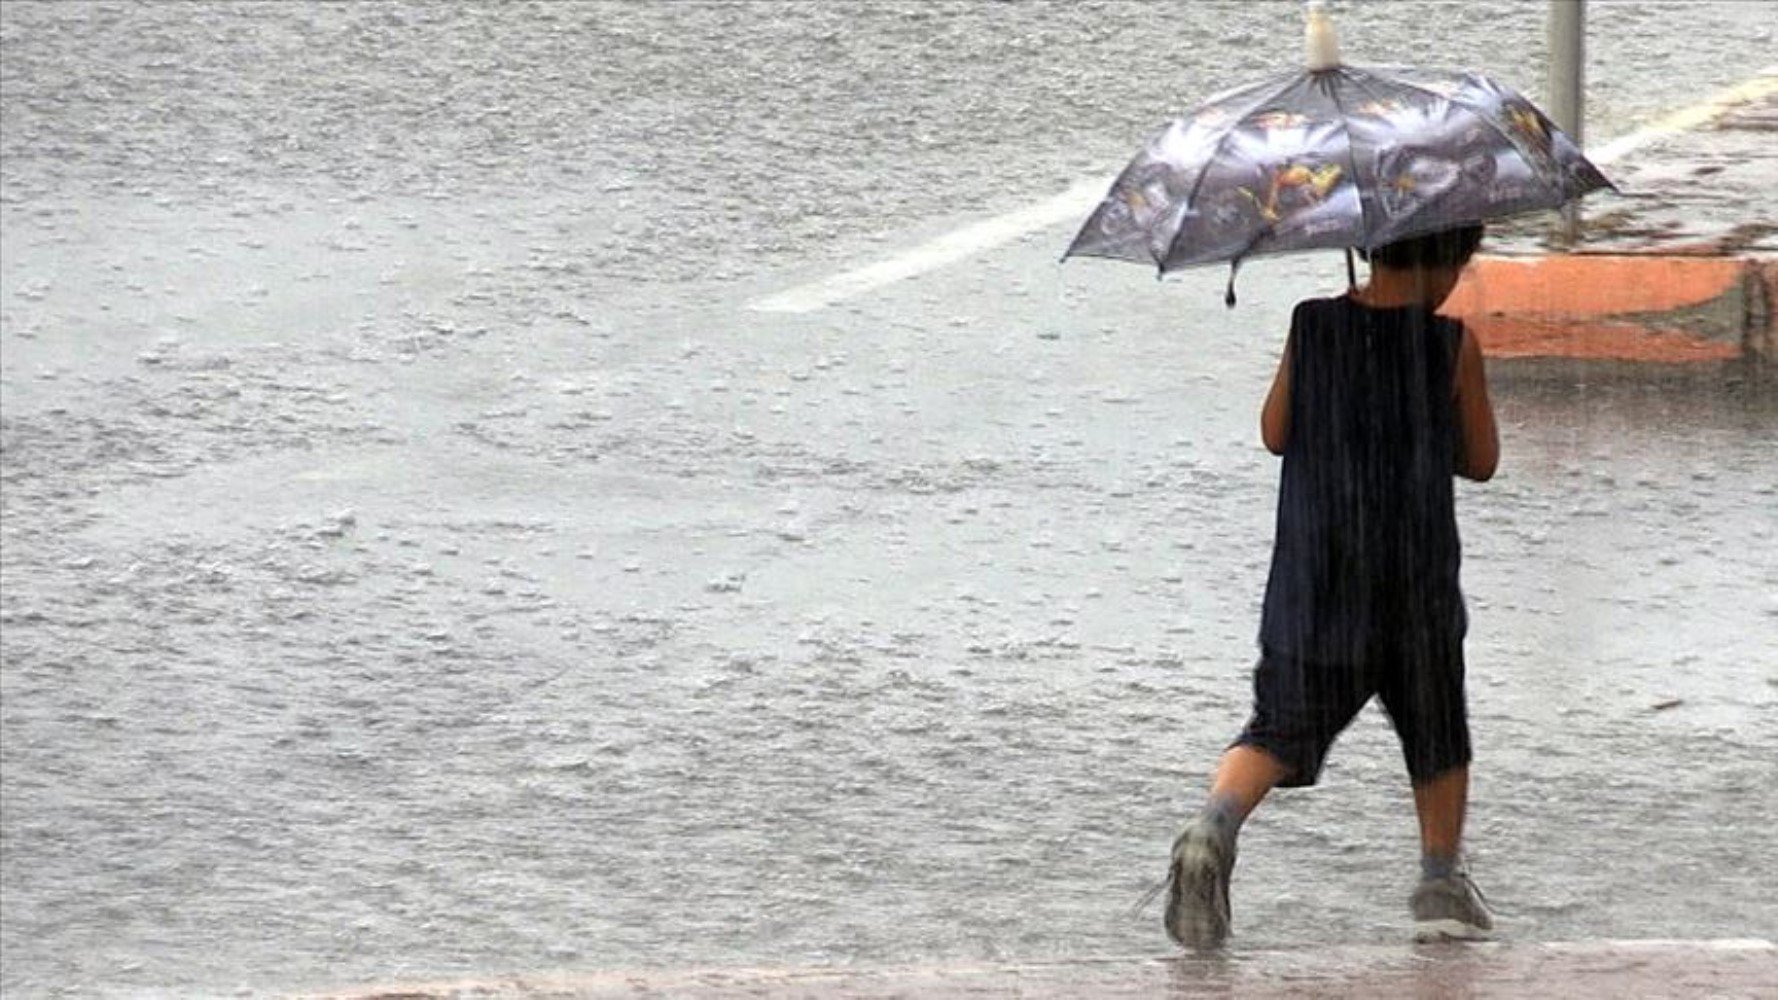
[1357,224,1485,306]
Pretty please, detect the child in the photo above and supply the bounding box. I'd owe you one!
[1165,224,1500,949]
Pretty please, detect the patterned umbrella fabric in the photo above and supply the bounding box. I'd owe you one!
[1065,33,1612,275]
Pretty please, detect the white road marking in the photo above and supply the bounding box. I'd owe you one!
[746,66,1778,315]
[745,176,1109,314]
[1589,64,1778,165]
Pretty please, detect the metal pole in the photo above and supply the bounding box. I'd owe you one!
[1549,0,1585,245]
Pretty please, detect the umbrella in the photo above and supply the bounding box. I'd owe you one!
[1064,0,1612,302]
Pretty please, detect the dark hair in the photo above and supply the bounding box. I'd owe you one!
[1358,224,1485,269]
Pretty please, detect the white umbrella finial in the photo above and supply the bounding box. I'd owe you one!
[1305,0,1342,71]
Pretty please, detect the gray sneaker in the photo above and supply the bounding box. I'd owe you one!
[1163,818,1236,950]
[1411,867,1494,941]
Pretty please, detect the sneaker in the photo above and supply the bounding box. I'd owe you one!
[1163,817,1237,950]
[1410,866,1494,941]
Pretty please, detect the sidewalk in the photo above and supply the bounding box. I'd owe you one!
[311,939,1777,999]
[1447,71,1778,365]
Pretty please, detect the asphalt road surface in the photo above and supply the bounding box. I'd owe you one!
[3,2,1775,996]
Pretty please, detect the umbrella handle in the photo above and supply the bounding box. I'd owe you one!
[1346,247,1358,291]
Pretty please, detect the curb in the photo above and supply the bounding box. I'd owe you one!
[297,939,1778,999]
[1444,254,1771,364]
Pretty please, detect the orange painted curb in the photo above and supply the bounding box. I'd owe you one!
[1445,255,1745,316]
[1461,316,1742,362]
[1442,255,1754,363]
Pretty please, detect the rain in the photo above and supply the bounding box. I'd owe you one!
[1,1,1775,996]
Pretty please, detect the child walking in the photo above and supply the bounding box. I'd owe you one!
[1165,225,1500,949]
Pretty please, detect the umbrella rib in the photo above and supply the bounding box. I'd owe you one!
[1322,69,1375,254]
[1162,71,1308,272]
[1341,67,1466,242]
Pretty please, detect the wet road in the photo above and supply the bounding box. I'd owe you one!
[2,2,1776,997]
[304,940,1778,999]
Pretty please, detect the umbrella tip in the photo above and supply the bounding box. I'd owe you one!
[1305,0,1342,72]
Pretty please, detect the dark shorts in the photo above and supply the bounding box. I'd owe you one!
[1234,643,1471,787]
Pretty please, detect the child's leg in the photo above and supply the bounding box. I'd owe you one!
[1411,764,1468,871]
[1164,650,1369,950]
[1376,641,1472,871]
[1205,744,1290,829]
[1380,645,1492,938]
[1408,762,1493,938]
[1208,646,1371,831]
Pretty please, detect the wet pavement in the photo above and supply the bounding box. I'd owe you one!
[3,3,1777,998]
[1581,73,1778,253]
[309,940,1778,999]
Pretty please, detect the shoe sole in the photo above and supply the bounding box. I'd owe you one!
[1413,918,1493,942]
[1165,835,1230,950]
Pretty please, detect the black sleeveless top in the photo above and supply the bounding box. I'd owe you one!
[1259,296,1467,664]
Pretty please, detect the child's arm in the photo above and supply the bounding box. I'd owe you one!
[1261,335,1293,455]
[1454,327,1499,481]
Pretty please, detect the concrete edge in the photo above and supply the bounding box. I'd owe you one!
[294,939,1778,999]
[1445,254,1774,364]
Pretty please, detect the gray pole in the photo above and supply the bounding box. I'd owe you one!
[1548,0,1585,245]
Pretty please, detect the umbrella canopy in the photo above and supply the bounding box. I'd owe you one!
[1065,5,1612,276]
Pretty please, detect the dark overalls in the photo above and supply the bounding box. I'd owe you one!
[1241,295,1472,787]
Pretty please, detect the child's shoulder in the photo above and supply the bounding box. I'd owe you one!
[1289,295,1351,328]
